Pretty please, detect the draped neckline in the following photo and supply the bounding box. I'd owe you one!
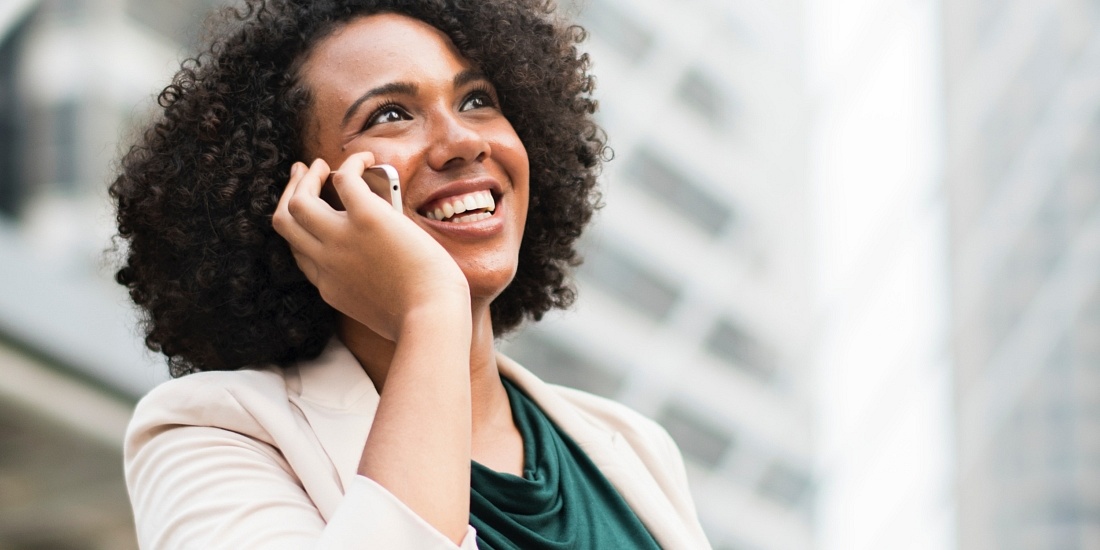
[468,378,662,550]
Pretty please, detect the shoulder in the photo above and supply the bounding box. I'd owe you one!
[132,366,289,421]
[497,354,682,472]
[551,385,671,447]
[126,366,293,452]
[546,383,685,471]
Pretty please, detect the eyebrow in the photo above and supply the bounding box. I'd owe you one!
[453,69,486,89]
[340,70,490,130]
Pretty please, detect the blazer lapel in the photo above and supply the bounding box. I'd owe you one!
[497,354,699,550]
[281,341,699,548]
[287,341,380,512]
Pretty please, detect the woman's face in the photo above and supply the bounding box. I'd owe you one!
[298,13,530,304]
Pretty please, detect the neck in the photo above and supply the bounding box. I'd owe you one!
[338,302,512,434]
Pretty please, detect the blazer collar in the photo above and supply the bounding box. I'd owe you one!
[287,339,380,493]
[288,340,696,549]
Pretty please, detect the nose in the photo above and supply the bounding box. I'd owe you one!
[426,111,491,171]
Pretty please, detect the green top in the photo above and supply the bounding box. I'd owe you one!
[469,378,663,550]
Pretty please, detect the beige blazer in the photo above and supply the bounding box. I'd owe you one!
[125,341,712,549]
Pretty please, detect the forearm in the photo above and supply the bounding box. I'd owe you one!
[126,423,477,550]
[356,295,473,545]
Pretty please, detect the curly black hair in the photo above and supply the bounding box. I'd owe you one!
[111,0,604,377]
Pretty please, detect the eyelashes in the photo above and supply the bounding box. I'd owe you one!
[359,83,500,132]
[364,101,411,129]
[461,84,498,111]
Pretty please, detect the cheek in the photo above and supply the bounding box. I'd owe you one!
[329,141,423,183]
[490,133,529,187]
[360,140,418,165]
[498,142,529,231]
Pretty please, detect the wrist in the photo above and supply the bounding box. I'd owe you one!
[398,289,472,340]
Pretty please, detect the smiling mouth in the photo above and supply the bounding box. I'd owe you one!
[421,190,497,223]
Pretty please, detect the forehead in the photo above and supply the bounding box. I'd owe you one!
[300,13,473,96]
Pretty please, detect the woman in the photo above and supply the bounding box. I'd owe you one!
[114,0,711,548]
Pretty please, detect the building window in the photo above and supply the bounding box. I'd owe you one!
[50,101,79,192]
[626,146,733,236]
[705,318,775,382]
[125,0,227,47]
[0,13,30,217]
[505,331,624,398]
[578,0,653,63]
[676,68,733,131]
[657,402,733,469]
[52,0,87,19]
[756,459,811,509]
[580,242,681,321]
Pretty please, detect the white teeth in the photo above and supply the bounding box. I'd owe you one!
[423,190,497,222]
[450,211,492,224]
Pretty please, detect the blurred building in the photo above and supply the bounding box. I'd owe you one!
[2,0,815,548]
[502,0,816,548]
[15,0,1066,550]
[943,0,1100,548]
[0,0,218,547]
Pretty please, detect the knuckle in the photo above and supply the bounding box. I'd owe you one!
[287,195,308,217]
[272,209,289,229]
[303,265,323,287]
[348,208,373,226]
[316,281,338,305]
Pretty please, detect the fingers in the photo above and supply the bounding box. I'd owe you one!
[286,158,346,239]
[273,161,324,254]
[330,151,382,211]
[292,157,331,203]
[273,154,397,285]
[273,162,328,285]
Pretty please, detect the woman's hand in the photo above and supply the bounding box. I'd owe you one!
[274,152,475,544]
[273,152,470,341]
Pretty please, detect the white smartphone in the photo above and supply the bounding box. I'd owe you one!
[362,164,402,212]
[323,164,403,212]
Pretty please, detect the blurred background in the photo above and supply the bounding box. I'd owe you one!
[0,0,1097,548]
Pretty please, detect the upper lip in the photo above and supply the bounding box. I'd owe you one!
[415,177,504,213]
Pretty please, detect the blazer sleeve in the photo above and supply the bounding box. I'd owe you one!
[651,417,704,534]
[125,378,478,549]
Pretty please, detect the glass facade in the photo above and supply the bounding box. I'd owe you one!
[945,0,1100,548]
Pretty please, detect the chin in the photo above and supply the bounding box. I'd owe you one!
[460,260,518,306]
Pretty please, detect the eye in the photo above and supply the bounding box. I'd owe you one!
[365,103,411,128]
[460,89,497,112]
